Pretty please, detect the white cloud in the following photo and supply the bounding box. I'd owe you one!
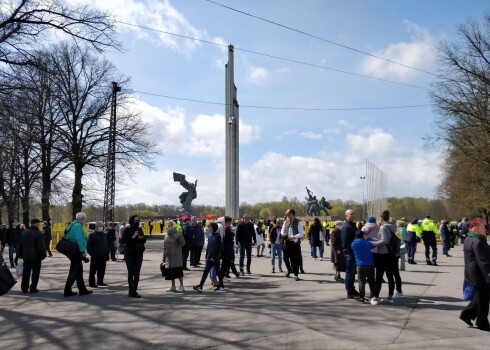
[323,128,341,135]
[346,128,401,154]
[278,67,291,74]
[361,21,436,80]
[116,123,442,207]
[299,131,322,140]
[247,66,269,84]
[338,119,350,128]
[133,96,259,158]
[66,0,223,56]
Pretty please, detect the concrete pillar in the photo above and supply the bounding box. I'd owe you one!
[225,45,239,218]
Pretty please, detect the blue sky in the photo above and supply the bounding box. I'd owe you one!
[67,0,488,207]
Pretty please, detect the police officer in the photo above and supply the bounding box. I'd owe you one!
[420,215,438,266]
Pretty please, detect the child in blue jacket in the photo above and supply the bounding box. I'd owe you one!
[351,230,375,303]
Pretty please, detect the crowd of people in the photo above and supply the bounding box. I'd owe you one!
[1,209,489,332]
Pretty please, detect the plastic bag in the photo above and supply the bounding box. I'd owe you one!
[463,280,475,301]
[16,259,24,277]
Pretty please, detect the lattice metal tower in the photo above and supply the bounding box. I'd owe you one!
[103,82,120,223]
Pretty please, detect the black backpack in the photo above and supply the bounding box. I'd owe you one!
[387,226,401,255]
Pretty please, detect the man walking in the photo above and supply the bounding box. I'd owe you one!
[17,219,46,293]
[42,221,53,257]
[181,218,193,270]
[6,221,20,267]
[189,217,204,267]
[87,221,109,287]
[421,215,438,266]
[341,209,360,299]
[236,214,256,275]
[281,209,304,281]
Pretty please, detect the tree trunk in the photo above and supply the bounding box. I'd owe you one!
[72,164,84,219]
[41,171,51,222]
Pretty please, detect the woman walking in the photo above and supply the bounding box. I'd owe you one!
[193,221,225,292]
[460,217,490,331]
[122,215,146,298]
[330,221,345,282]
[162,221,185,293]
[221,216,240,280]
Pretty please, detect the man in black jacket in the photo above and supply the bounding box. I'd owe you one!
[341,209,360,299]
[87,221,109,287]
[6,221,20,267]
[181,218,193,270]
[105,222,117,262]
[236,214,256,275]
[17,219,46,293]
[42,221,53,257]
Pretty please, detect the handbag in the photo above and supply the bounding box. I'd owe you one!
[0,262,17,296]
[463,280,475,301]
[160,263,167,277]
[56,237,80,260]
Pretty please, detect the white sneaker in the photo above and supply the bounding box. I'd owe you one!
[370,298,379,305]
[167,286,176,292]
[384,297,394,304]
[320,258,323,261]
[178,286,185,293]
[394,291,404,299]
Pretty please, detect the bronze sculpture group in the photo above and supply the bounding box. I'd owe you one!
[305,187,332,217]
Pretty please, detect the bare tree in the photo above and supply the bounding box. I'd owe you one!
[47,42,157,219]
[0,0,120,67]
[429,15,490,214]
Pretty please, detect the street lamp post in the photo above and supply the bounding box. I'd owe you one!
[360,176,366,220]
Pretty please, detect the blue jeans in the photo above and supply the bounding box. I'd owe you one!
[344,251,357,295]
[239,243,252,272]
[271,243,282,268]
[9,243,17,266]
[310,244,324,258]
[200,259,223,288]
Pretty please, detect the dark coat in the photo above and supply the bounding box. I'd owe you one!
[87,231,109,257]
[182,225,193,250]
[17,226,46,261]
[43,226,52,241]
[105,227,116,246]
[236,221,256,246]
[6,227,20,245]
[206,231,222,261]
[464,235,490,288]
[330,228,345,271]
[122,226,146,256]
[309,223,322,246]
[222,227,236,261]
[269,227,281,244]
[341,221,357,253]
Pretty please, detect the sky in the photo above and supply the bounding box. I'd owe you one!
[66,0,488,207]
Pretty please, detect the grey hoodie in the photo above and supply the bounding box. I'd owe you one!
[370,221,396,254]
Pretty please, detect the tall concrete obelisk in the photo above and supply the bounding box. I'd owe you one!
[225,45,239,218]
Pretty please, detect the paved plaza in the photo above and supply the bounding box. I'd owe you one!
[1,239,489,349]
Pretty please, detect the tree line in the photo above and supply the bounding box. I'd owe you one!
[0,0,157,226]
[429,15,490,223]
[13,196,461,225]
